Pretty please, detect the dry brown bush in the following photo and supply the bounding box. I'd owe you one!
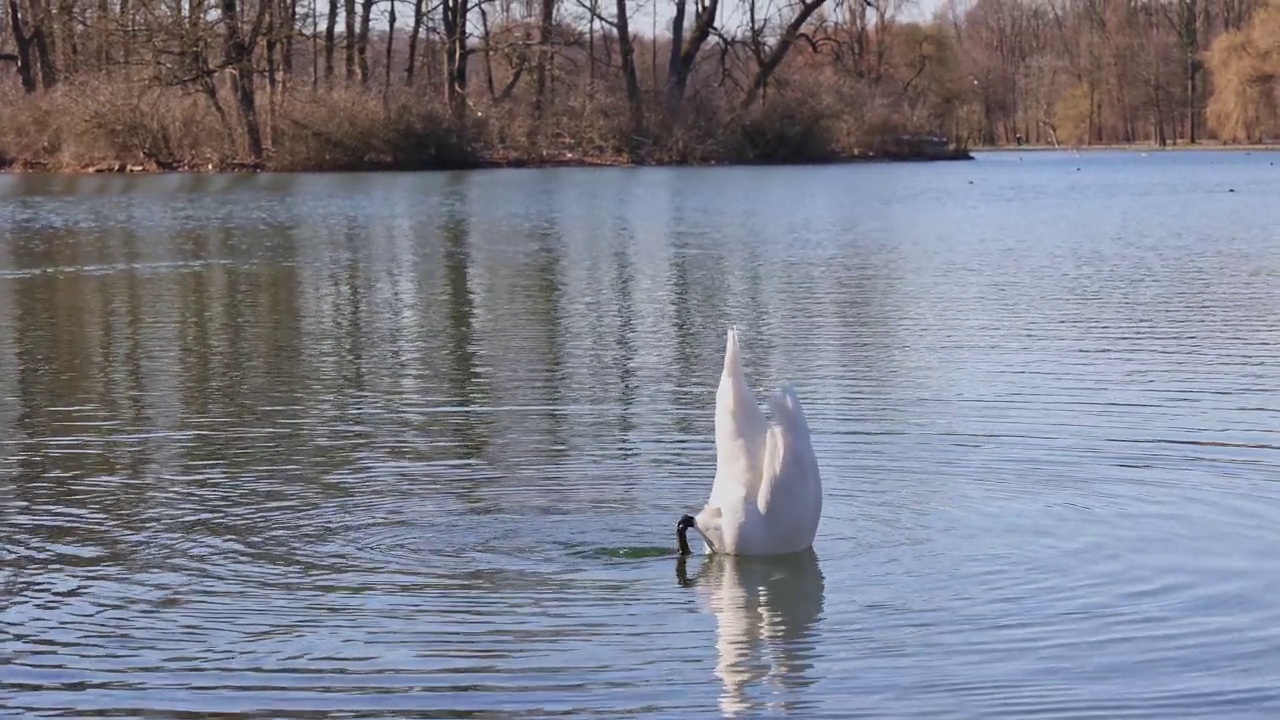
[1205,0,1280,143]
[724,98,838,164]
[467,88,639,163]
[272,88,477,171]
[0,88,60,167]
[0,78,238,170]
[0,80,481,171]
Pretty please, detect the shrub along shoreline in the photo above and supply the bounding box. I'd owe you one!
[0,80,973,175]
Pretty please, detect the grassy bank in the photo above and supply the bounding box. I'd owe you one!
[0,81,971,175]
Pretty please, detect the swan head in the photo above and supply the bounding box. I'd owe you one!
[677,515,696,556]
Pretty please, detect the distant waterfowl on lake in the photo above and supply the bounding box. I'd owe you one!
[677,327,823,556]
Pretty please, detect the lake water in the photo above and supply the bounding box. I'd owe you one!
[3,150,1280,718]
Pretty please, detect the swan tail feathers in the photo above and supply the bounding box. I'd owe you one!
[719,326,762,411]
[723,325,744,377]
[713,325,769,513]
[717,326,766,425]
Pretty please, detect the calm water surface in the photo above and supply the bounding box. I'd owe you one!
[3,150,1280,718]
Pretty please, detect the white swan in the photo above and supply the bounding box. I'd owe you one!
[677,327,822,556]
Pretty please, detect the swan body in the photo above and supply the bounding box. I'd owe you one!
[685,327,822,556]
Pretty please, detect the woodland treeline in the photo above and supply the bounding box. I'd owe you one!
[1,0,1277,170]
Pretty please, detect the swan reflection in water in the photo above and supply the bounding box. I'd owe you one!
[679,549,826,716]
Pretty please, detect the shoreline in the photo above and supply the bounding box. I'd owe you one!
[976,142,1280,153]
[8,142,1277,175]
[11,141,1280,175]
[0,147,975,176]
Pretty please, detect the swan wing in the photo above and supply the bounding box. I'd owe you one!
[756,384,821,527]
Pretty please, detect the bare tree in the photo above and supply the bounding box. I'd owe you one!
[221,0,268,158]
[740,0,829,110]
[665,0,719,116]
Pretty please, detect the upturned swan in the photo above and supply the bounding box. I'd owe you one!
[677,327,823,556]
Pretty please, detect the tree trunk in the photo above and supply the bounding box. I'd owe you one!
[665,0,717,115]
[665,0,686,107]
[6,0,38,93]
[441,0,469,117]
[31,24,56,89]
[266,0,278,148]
[344,0,355,81]
[383,0,395,97]
[324,0,337,81]
[283,0,297,81]
[357,0,372,83]
[479,1,496,99]
[222,0,265,160]
[1177,0,1200,143]
[614,0,642,140]
[587,0,595,84]
[22,0,58,91]
[533,0,554,121]
[311,0,319,87]
[405,0,425,84]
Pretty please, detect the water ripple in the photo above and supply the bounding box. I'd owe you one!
[3,155,1280,717]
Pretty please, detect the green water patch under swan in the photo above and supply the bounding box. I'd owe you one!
[564,544,678,560]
